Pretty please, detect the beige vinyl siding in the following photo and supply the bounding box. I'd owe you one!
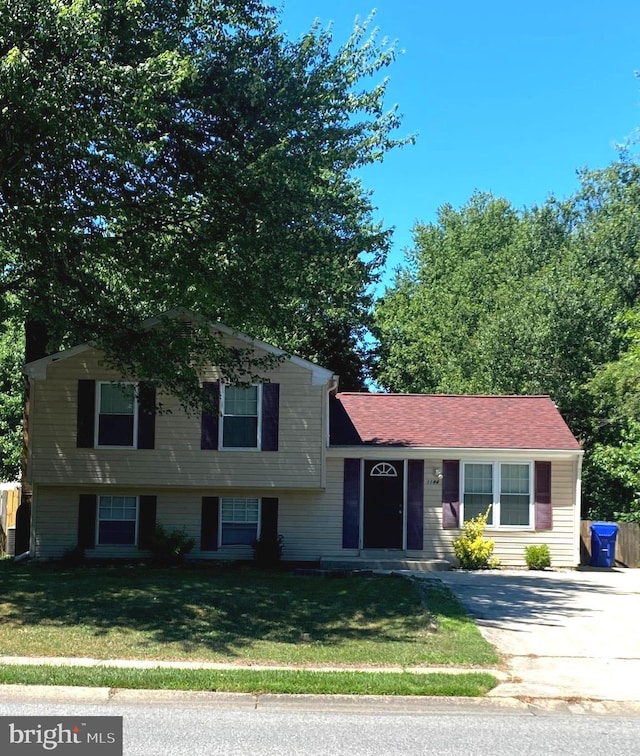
[33,485,345,562]
[227,457,578,567]
[317,455,579,568]
[421,457,579,567]
[31,459,578,567]
[491,458,578,567]
[155,482,347,563]
[32,485,83,560]
[29,346,326,490]
[278,461,350,561]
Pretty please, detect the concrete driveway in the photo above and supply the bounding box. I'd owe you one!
[434,568,640,701]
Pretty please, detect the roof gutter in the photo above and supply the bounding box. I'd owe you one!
[326,446,584,460]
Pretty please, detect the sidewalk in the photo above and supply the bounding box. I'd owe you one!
[0,654,508,677]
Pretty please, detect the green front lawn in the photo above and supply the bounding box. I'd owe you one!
[0,562,499,668]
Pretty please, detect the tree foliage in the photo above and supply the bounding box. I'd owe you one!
[585,308,640,520]
[374,192,620,418]
[0,0,408,405]
[0,316,23,480]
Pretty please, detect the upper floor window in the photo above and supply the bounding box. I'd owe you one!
[200,381,279,452]
[96,382,138,448]
[77,379,155,450]
[462,462,532,528]
[222,384,260,449]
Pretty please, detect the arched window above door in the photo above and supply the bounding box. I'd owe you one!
[369,462,398,477]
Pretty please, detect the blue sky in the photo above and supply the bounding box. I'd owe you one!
[279,0,640,287]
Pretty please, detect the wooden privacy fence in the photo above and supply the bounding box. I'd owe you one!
[0,484,20,555]
[580,520,640,568]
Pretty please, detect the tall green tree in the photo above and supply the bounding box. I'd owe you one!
[0,0,407,405]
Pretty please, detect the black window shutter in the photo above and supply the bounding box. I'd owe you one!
[201,496,219,551]
[200,382,220,450]
[137,383,156,449]
[261,497,279,541]
[534,461,553,531]
[407,460,424,550]
[442,459,461,529]
[77,494,97,548]
[342,458,361,548]
[138,495,157,549]
[261,383,280,451]
[76,380,96,448]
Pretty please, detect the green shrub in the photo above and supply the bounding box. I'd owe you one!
[524,544,551,570]
[150,524,195,564]
[252,534,284,569]
[60,546,85,566]
[453,509,499,570]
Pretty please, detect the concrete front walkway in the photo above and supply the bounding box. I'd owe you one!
[433,568,640,701]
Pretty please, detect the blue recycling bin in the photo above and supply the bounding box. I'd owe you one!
[590,522,619,568]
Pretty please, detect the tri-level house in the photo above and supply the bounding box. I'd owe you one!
[22,316,583,567]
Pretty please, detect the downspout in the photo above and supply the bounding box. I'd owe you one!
[322,377,340,490]
[326,376,339,447]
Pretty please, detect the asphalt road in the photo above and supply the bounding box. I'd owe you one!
[1,698,640,755]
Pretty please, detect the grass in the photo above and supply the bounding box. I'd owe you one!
[0,561,499,670]
[0,665,498,697]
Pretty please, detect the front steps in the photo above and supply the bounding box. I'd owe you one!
[319,554,452,572]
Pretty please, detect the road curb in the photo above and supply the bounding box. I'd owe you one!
[2,685,640,716]
[0,684,112,702]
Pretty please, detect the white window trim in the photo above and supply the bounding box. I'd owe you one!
[219,496,262,547]
[96,494,139,546]
[460,460,534,530]
[95,381,139,449]
[219,383,263,451]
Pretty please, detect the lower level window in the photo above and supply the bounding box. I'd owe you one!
[221,497,259,545]
[98,495,138,545]
[463,463,493,523]
[462,462,532,528]
[500,463,531,526]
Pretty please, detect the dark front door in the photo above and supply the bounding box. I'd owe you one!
[363,460,404,549]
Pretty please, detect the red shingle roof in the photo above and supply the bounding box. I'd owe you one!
[330,393,581,450]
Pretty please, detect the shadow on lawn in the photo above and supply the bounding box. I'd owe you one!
[0,562,431,657]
